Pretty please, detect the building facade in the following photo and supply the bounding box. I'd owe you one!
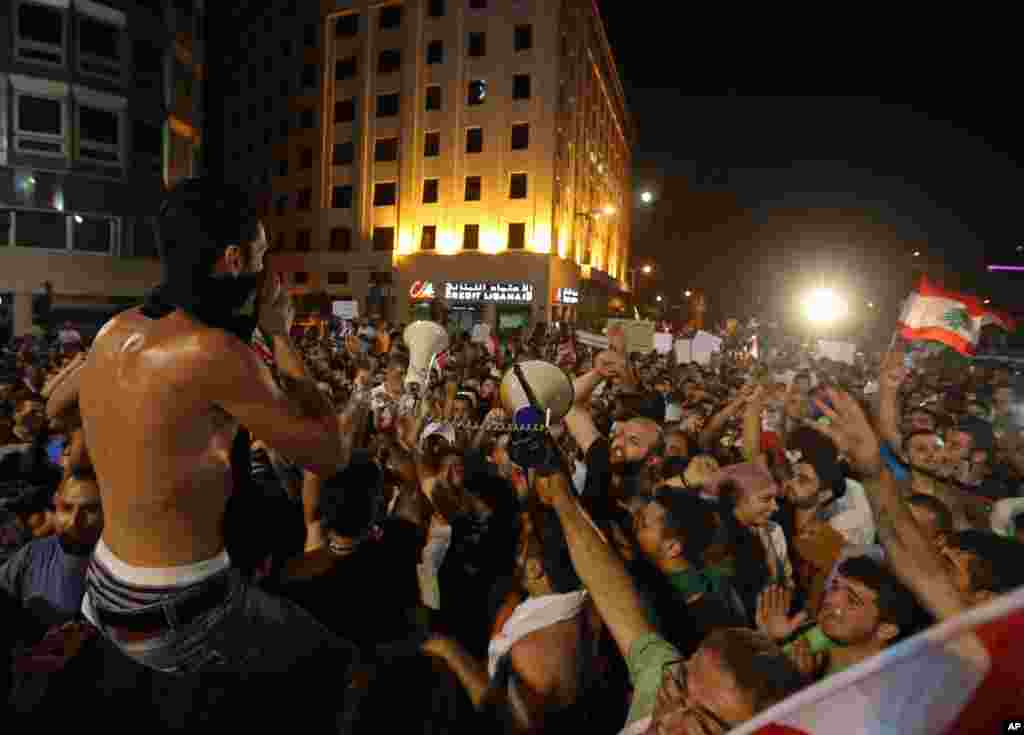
[223,0,631,334]
[0,0,204,341]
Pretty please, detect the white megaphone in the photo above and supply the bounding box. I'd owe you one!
[499,360,575,429]
[403,320,449,389]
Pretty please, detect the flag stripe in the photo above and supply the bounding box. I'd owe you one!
[899,325,976,356]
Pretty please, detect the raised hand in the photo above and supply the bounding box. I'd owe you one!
[787,636,826,681]
[879,347,909,394]
[756,584,808,642]
[807,388,883,478]
[594,350,626,380]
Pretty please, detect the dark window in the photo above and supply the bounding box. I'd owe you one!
[426,85,442,112]
[264,96,273,113]
[378,49,401,74]
[275,195,288,216]
[264,56,273,73]
[281,39,292,56]
[302,63,317,88]
[514,24,533,51]
[299,108,315,129]
[424,131,440,157]
[427,40,444,64]
[510,173,527,199]
[279,79,290,97]
[297,188,312,210]
[375,137,399,162]
[279,118,289,137]
[333,185,353,208]
[330,227,352,251]
[379,5,402,29]
[371,271,393,285]
[465,176,481,201]
[421,225,437,250]
[335,98,356,123]
[468,80,486,105]
[304,22,317,47]
[373,226,395,251]
[79,17,120,60]
[463,224,479,250]
[513,74,531,99]
[79,106,118,145]
[466,128,483,153]
[264,128,272,144]
[133,121,162,156]
[511,123,529,150]
[428,0,445,17]
[468,32,486,57]
[373,182,397,206]
[336,56,357,80]
[294,271,309,285]
[376,93,399,117]
[423,178,439,204]
[18,96,62,135]
[333,141,355,165]
[336,13,359,37]
[296,229,312,251]
[278,159,288,177]
[299,147,314,168]
[470,0,487,8]
[328,271,349,285]
[18,3,63,46]
[508,222,526,250]
[133,40,163,84]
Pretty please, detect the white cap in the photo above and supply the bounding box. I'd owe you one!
[420,421,457,449]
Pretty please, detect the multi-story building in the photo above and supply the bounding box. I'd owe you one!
[0,0,204,342]
[223,0,631,334]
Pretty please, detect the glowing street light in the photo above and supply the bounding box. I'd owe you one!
[984,298,992,305]
[640,191,654,205]
[684,290,693,298]
[602,204,617,216]
[803,288,848,325]
[656,295,663,302]
[867,302,875,309]
[642,264,653,275]
[913,251,921,257]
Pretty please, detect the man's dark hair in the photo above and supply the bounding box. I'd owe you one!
[946,529,1024,594]
[703,627,804,716]
[222,489,306,581]
[156,177,260,280]
[318,456,384,538]
[902,429,939,455]
[387,354,409,372]
[655,493,718,567]
[906,493,953,534]
[837,555,927,640]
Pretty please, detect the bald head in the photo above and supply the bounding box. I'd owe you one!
[610,416,664,466]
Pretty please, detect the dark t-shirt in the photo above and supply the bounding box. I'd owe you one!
[275,522,422,653]
[581,437,615,522]
[0,535,88,629]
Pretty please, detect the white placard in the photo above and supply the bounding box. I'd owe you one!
[654,332,674,354]
[691,331,722,366]
[818,339,857,365]
[675,339,693,364]
[606,319,655,354]
[332,300,358,319]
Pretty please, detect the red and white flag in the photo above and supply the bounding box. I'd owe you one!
[899,278,1017,356]
[732,585,1024,735]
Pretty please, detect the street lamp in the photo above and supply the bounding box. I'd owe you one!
[802,288,848,325]
[656,295,663,302]
[867,302,875,309]
[629,263,654,294]
[640,191,654,205]
[684,290,692,298]
[984,298,992,305]
[913,251,921,257]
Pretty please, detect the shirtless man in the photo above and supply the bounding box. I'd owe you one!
[65,178,354,674]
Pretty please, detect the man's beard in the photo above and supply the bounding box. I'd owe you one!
[58,532,99,557]
[143,271,262,342]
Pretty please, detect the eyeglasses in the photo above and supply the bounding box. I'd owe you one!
[656,658,732,734]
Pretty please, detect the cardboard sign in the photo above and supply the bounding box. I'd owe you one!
[332,300,358,320]
[654,332,674,354]
[606,319,655,354]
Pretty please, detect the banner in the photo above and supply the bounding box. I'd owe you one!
[654,332,674,354]
[607,319,655,354]
[817,340,856,365]
[332,300,358,320]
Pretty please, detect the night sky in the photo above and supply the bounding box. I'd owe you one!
[597,5,1023,338]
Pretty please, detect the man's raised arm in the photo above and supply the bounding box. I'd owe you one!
[563,350,623,456]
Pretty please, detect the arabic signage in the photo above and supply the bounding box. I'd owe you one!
[409,281,436,300]
[556,288,579,304]
[445,282,534,304]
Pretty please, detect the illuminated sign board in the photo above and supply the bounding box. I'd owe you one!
[409,280,436,300]
[557,288,579,304]
[445,282,534,304]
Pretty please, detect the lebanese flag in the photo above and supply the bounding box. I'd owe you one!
[731,585,1024,735]
[899,278,1017,356]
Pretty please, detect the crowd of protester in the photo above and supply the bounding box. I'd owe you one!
[2,188,1024,733]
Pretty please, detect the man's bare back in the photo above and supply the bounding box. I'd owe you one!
[79,308,241,567]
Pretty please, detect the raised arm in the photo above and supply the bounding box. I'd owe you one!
[810,389,968,622]
[563,350,623,456]
[876,349,908,459]
[743,385,765,463]
[45,352,88,422]
[537,473,654,659]
[698,392,747,451]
